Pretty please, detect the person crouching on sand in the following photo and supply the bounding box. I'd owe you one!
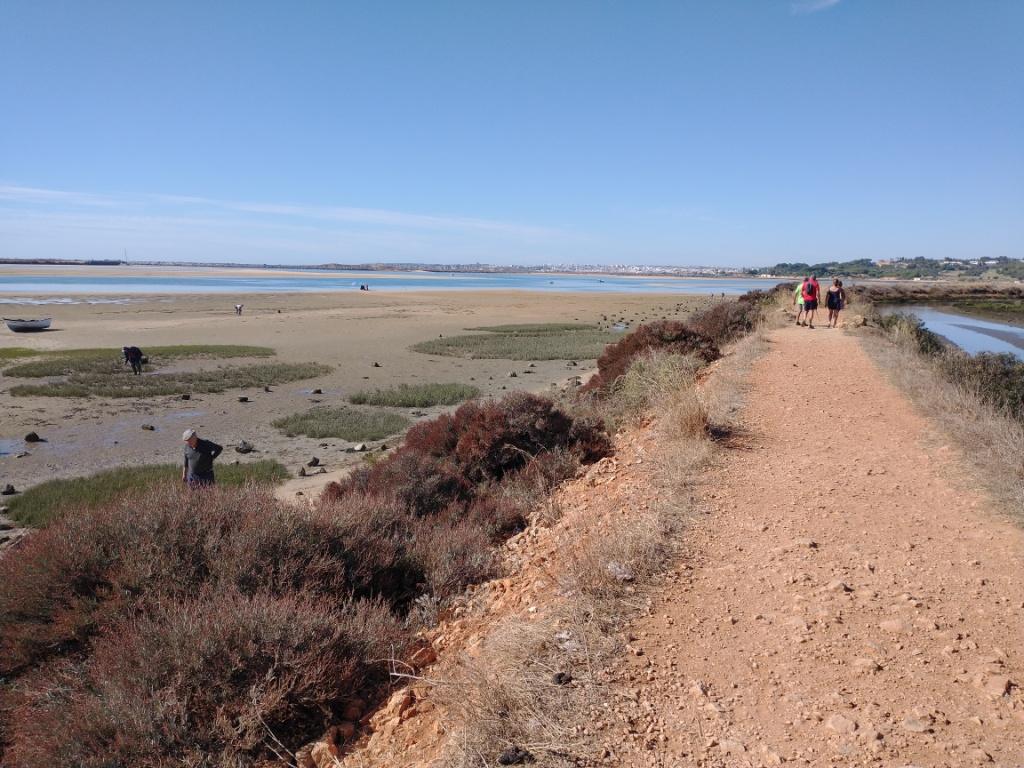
[182,428,223,487]
[793,278,807,325]
[122,345,144,375]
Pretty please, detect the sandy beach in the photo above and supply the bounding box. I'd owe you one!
[0,287,709,496]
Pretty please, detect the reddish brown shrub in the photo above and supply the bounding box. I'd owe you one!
[4,592,403,768]
[453,394,572,481]
[687,299,762,344]
[335,449,471,517]
[326,392,609,518]
[0,484,409,676]
[404,410,460,456]
[584,321,719,392]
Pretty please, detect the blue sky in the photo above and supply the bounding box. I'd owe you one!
[1,0,1021,267]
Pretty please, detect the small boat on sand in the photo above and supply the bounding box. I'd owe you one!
[4,318,53,333]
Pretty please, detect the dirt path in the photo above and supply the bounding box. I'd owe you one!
[598,325,1024,766]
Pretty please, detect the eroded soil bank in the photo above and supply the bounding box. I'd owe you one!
[339,323,1023,767]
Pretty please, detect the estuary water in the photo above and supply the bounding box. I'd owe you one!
[886,305,1024,360]
[0,267,776,302]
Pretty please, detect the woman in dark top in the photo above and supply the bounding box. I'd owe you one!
[825,279,846,328]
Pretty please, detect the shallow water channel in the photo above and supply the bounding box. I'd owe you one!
[882,305,1024,359]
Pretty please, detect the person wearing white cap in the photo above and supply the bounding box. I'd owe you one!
[181,429,223,487]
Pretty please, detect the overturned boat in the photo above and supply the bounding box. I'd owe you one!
[3,317,52,333]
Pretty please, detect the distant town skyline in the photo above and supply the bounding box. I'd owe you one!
[1,1,1021,267]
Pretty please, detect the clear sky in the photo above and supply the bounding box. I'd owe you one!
[1,1,1021,267]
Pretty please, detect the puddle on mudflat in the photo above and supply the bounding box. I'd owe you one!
[0,439,24,457]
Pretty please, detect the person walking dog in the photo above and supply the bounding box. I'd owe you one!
[182,429,223,487]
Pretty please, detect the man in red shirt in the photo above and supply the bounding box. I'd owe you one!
[801,275,820,328]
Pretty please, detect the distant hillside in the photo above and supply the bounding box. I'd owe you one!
[748,256,1024,281]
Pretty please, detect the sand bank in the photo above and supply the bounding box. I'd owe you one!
[0,290,709,496]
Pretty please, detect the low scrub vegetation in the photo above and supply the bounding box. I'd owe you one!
[878,312,1024,421]
[8,361,331,398]
[3,344,275,378]
[411,323,619,360]
[0,388,612,765]
[0,485,407,766]
[273,405,411,441]
[324,391,610,591]
[5,460,289,527]
[851,283,1024,308]
[866,317,1024,512]
[349,381,480,407]
[687,293,766,345]
[591,350,706,431]
[583,320,719,392]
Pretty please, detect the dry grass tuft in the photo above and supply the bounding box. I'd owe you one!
[862,328,1024,514]
[437,616,588,767]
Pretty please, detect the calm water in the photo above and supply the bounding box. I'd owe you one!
[0,268,776,303]
[886,305,1024,360]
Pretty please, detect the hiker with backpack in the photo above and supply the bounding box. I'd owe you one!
[800,276,820,328]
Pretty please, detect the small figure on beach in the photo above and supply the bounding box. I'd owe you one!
[122,345,144,375]
[793,278,806,325]
[182,428,223,487]
[800,275,820,328]
[234,304,244,315]
[825,279,846,328]
[359,284,369,291]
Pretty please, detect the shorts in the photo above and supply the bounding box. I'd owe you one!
[804,299,818,310]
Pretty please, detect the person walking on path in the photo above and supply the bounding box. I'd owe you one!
[825,279,846,328]
[792,279,807,325]
[122,345,144,375]
[182,428,223,487]
[801,276,820,328]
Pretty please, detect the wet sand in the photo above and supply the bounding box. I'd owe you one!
[0,289,708,495]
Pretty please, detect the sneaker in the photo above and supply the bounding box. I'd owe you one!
[809,324,815,329]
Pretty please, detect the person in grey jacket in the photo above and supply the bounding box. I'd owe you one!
[181,428,223,487]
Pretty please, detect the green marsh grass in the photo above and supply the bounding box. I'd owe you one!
[8,361,331,398]
[3,344,275,378]
[411,323,619,361]
[6,459,290,527]
[466,323,596,334]
[273,405,411,441]
[0,348,36,364]
[349,382,480,407]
